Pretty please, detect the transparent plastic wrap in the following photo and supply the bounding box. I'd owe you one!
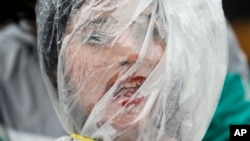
[36,0,228,141]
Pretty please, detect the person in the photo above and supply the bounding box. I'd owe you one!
[36,0,228,141]
[0,0,66,140]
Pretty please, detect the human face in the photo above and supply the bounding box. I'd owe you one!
[62,6,165,130]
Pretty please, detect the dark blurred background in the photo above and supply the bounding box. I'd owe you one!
[0,0,36,24]
[224,0,250,49]
[223,0,250,20]
[1,0,249,23]
[223,1,250,64]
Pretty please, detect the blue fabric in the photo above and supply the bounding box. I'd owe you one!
[203,73,250,141]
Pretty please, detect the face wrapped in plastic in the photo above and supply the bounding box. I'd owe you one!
[36,0,228,141]
[58,1,166,139]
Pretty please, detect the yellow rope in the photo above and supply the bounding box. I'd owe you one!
[70,134,96,141]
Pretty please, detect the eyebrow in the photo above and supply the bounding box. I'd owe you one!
[85,12,159,38]
[89,17,108,25]
[89,11,151,24]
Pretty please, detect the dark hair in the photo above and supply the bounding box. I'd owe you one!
[36,0,83,97]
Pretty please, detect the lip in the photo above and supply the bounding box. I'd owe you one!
[120,96,144,107]
[113,76,146,107]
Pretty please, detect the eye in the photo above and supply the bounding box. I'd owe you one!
[87,32,113,46]
[88,34,103,43]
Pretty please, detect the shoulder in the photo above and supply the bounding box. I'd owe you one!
[0,21,36,79]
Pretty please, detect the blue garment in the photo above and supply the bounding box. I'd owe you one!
[203,73,250,141]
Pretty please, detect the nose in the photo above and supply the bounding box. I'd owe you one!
[128,53,138,64]
[119,53,138,66]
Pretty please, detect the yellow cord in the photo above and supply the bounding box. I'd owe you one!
[70,133,96,141]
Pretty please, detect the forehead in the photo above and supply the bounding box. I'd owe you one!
[68,0,155,27]
[63,1,165,49]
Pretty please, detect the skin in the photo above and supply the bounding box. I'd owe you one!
[62,3,166,139]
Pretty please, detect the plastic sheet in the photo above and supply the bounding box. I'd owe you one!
[36,0,228,140]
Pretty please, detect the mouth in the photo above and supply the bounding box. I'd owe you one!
[113,76,146,107]
[99,75,146,129]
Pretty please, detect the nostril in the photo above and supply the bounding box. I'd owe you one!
[119,60,130,66]
[119,54,138,66]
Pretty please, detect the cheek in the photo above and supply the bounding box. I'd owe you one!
[135,43,164,76]
[65,45,133,112]
[65,46,102,111]
[80,91,102,114]
[66,45,107,79]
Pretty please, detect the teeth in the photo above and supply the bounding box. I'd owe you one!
[123,80,142,88]
[123,82,137,88]
[136,81,142,87]
[114,79,144,97]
